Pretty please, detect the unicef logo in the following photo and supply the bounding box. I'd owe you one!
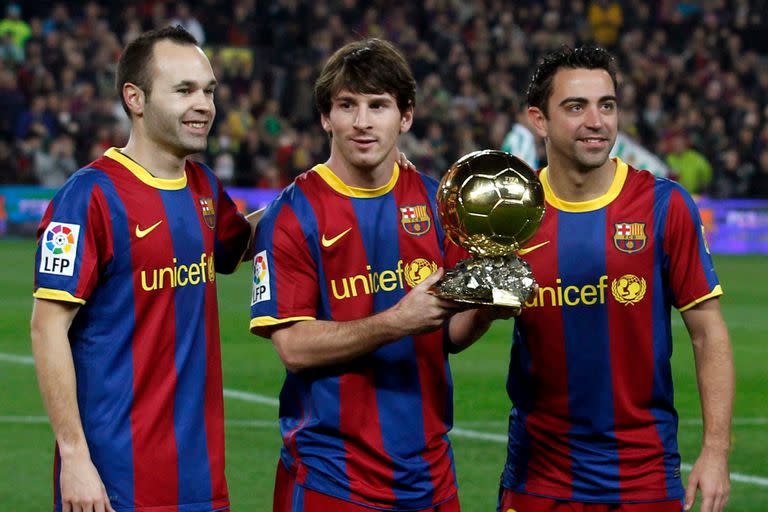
[404,258,438,288]
[611,274,646,305]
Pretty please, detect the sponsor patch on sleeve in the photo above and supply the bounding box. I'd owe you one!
[251,250,271,305]
[39,222,81,276]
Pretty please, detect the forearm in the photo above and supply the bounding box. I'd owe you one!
[692,328,734,452]
[684,301,734,452]
[447,308,494,353]
[272,309,408,372]
[30,301,89,457]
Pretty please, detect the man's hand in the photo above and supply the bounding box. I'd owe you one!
[684,446,730,512]
[398,151,417,172]
[390,269,464,335]
[60,446,115,512]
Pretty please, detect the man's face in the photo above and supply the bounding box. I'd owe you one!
[530,68,618,172]
[321,89,412,174]
[141,40,217,156]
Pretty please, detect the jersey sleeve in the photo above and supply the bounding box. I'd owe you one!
[33,174,113,304]
[662,183,722,311]
[213,180,251,274]
[249,198,318,336]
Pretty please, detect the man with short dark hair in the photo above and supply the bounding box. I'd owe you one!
[499,46,734,512]
[31,26,256,512]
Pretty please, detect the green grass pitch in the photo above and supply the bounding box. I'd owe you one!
[1,239,766,510]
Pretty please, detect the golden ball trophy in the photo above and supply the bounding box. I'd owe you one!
[431,150,545,307]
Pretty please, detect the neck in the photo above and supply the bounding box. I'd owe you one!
[546,155,616,202]
[324,148,399,189]
[122,132,187,180]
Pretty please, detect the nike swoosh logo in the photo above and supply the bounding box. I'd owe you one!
[321,228,352,248]
[518,240,550,256]
[135,220,163,239]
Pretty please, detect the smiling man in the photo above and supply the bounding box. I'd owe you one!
[31,26,254,512]
[498,46,734,512]
[250,38,511,512]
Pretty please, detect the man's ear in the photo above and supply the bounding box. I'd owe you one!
[528,106,548,138]
[399,106,414,134]
[320,112,332,134]
[123,83,145,117]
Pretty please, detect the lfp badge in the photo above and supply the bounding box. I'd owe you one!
[614,222,646,254]
[400,204,431,237]
[40,222,80,276]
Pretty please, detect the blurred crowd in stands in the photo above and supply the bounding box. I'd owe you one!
[1,0,768,198]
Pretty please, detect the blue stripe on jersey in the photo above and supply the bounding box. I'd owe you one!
[278,185,347,491]
[160,188,213,506]
[675,183,719,289]
[351,195,433,506]
[66,170,136,506]
[505,324,534,488]
[558,210,620,501]
[652,180,684,496]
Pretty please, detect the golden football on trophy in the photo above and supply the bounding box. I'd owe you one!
[432,150,545,306]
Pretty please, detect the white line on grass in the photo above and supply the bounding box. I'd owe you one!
[3,352,767,487]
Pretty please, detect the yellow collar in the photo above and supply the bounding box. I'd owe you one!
[540,157,628,212]
[105,147,187,190]
[313,163,399,198]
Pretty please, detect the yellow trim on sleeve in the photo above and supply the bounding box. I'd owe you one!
[678,285,724,312]
[105,147,188,190]
[249,316,315,332]
[540,158,628,212]
[33,288,86,305]
[313,163,399,198]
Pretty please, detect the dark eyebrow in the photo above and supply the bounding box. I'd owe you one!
[558,95,617,106]
[174,79,218,88]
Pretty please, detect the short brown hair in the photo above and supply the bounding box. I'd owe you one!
[314,38,416,116]
[115,25,199,116]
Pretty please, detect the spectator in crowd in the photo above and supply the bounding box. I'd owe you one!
[32,132,77,188]
[501,100,539,169]
[665,128,713,195]
[0,1,766,199]
[0,3,30,53]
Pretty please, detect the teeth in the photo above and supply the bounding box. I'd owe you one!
[186,122,206,128]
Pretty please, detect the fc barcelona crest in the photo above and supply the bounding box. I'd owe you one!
[400,205,432,237]
[614,222,646,253]
[199,197,216,229]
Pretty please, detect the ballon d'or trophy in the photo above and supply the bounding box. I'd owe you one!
[431,150,545,307]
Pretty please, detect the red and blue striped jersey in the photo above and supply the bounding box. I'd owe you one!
[502,158,722,503]
[250,163,466,510]
[34,148,251,512]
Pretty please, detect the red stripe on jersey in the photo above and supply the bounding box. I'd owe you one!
[518,208,574,495]
[395,172,457,501]
[273,205,319,320]
[605,172,667,498]
[664,188,710,307]
[120,182,180,507]
[74,185,113,299]
[300,176,397,506]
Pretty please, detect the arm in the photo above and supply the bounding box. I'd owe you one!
[31,298,114,512]
[270,269,464,372]
[447,305,519,353]
[680,298,733,512]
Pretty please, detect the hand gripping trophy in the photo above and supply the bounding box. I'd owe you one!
[431,150,545,307]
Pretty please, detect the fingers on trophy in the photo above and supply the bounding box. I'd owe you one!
[431,150,545,307]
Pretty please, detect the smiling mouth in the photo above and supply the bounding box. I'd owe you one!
[184,121,208,129]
